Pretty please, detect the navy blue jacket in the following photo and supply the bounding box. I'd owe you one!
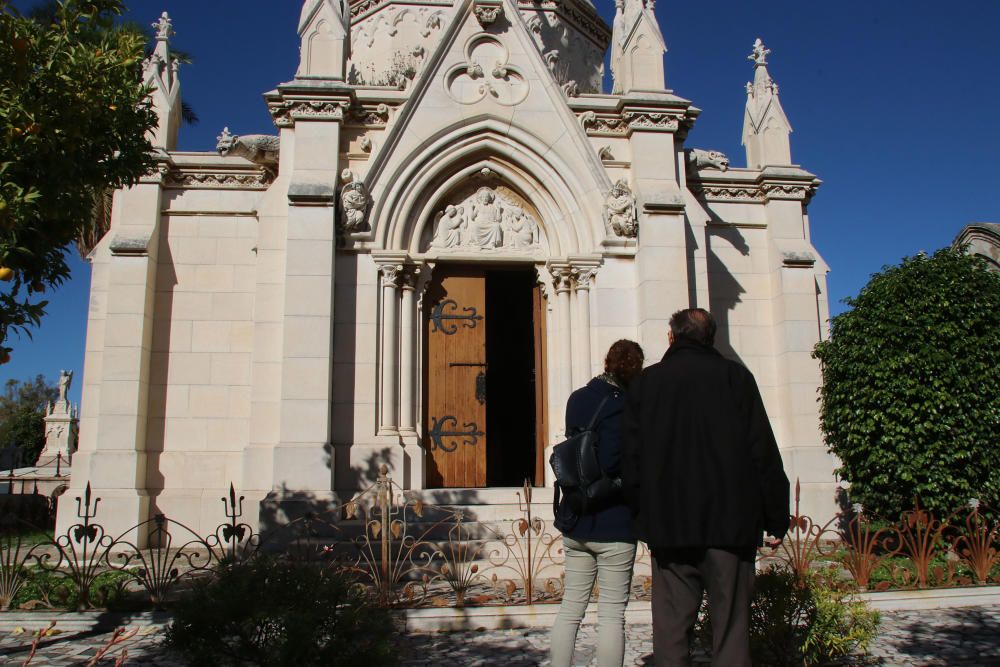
[558,377,635,543]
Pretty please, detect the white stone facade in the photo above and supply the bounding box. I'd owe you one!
[58,2,837,538]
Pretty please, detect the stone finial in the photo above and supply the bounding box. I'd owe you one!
[748,37,770,66]
[142,10,181,150]
[742,37,793,168]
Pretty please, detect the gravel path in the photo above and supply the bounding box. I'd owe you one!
[1,605,998,666]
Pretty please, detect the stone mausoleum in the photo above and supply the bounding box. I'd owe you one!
[59,0,836,537]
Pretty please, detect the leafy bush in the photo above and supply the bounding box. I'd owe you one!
[165,557,397,667]
[12,568,130,610]
[814,248,1000,517]
[696,567,880,666]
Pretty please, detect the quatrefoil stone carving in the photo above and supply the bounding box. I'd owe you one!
[444,35,528,106]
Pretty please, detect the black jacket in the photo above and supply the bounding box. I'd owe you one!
[622,339,790,549]
[558,377,635,543]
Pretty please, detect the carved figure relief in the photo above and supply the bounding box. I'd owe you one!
[521,9,604,94]
[340,170,370,232]
[604,179,638,238]
[429,187,540,252]
[347,6,445,86]
[445,35,528,106]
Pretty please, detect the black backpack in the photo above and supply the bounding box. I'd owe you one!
[550,393,623,526]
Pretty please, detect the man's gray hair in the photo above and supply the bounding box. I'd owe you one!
[669,308,717,346]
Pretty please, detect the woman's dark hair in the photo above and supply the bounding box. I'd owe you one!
[605,339,644,386]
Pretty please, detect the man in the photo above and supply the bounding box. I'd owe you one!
[623,308,789,666]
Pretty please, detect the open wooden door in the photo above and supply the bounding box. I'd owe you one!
[425,271,488,487]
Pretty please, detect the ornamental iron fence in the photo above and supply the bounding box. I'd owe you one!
[1,471,998,612]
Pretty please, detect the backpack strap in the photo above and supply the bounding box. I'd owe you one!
[554,392,614,519]
[585,393,614,431]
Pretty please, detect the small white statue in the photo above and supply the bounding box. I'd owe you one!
[605,179,638,238]
[57,370,73,404]
[469,187,504,248]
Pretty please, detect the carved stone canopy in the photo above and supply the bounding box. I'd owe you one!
[427,186,541,253]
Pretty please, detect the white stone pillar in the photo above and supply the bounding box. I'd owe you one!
[377,262,403,436]
[573,265,598,380]
[398,265,420,437]
[549,264,574,425]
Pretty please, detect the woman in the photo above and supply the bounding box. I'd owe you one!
[550,339,645,667]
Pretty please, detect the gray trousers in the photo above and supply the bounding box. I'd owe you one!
[650,547,754,667]
[550,536,637,667]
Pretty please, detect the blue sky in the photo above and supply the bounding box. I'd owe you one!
[3,1,999,404]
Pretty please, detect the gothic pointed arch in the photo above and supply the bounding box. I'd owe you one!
[371,116,607,256]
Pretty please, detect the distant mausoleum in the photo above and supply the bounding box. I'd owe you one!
[954,223,1000,271]
[60,0,836,537]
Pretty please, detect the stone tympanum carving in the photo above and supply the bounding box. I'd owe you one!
[216,127,280,167]
[604,179,638,238]
[430,187,539,251]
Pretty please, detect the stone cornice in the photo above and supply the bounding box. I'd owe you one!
[162,153,273,190]
[266,83,355,128]
[688,166,821,204]
[349,0,451,23]
[164,166,273,190]
[570,95,698,138]
[518,0,612,49]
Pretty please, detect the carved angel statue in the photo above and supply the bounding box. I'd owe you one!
[605,179,638,238]
[469,187,504,248]
[430,205,467,248]
[502,206,539,248]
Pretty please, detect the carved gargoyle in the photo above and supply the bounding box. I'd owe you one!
[217,127,280,168]
[685,148,730,172]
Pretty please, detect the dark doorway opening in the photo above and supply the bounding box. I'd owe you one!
[485,268,538,486]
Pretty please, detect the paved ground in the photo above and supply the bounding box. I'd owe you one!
[1,605,998,666]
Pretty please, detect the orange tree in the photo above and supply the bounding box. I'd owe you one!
[0,0,157,361]
[814,248,1000,517]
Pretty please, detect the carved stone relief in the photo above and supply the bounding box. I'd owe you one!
[340,170,371,232]
[521,9,604,94]
[604,179,638,238]
[216,127,280,167]
[347,6,446,86]
[445,35,528,106]
[428,186,540,252]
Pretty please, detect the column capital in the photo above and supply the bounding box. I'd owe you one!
[378,263,404,287]
[547,261,575,294]
[400,263,425,291]
[568,257,602,291]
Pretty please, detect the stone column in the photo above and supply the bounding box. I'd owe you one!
[570,261,600,382]
[398,265,420,438]
[549,263,574,434]
[377,262,403,436]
